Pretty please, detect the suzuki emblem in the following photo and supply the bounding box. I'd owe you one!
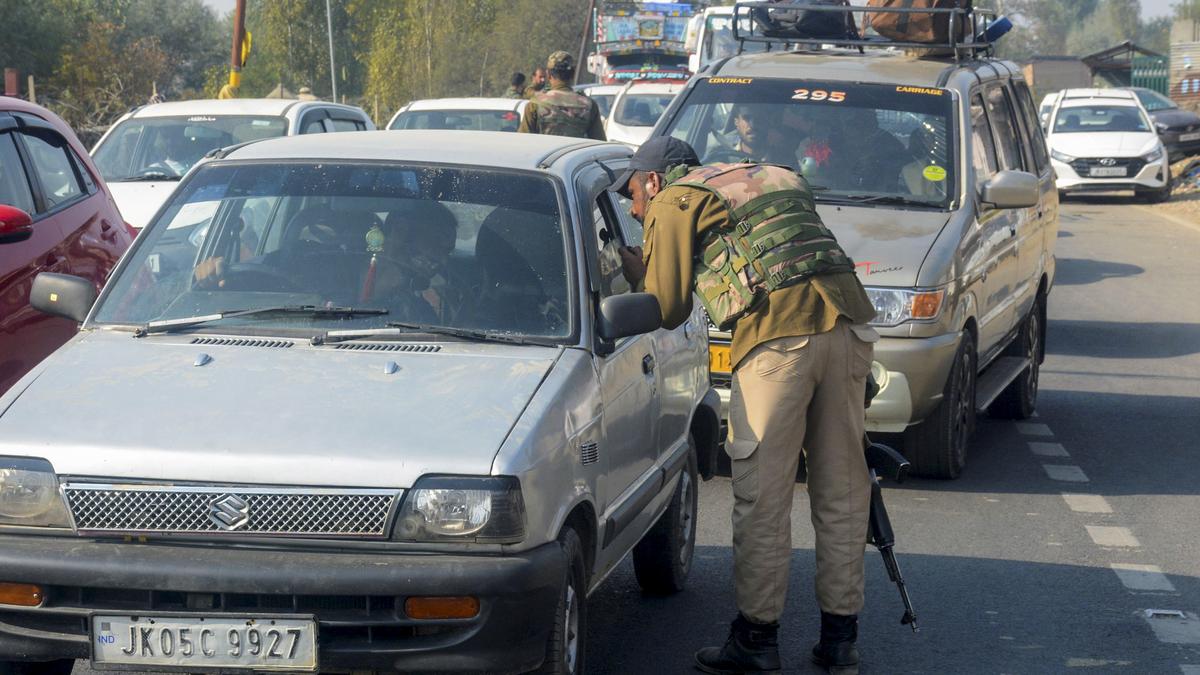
[209,494,250,530]
[1099,158,1118,166]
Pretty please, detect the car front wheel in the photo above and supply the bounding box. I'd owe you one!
[538,527,587,675]
[905,332,976,479]
[632,436,699,595]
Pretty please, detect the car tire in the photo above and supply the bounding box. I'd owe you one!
[0,660,75,675]
[904,332,976,479]
[1140,183,1171,204]
[538,527,587,675]
[632,437,699,595]
[989,293,1045,420]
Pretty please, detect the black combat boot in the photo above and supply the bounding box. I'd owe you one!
[694,613,782,674]
[811,611,860,674]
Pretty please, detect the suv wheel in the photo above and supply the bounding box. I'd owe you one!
[632,436,699,595]
[538,527,587,675]
[989,293,1045,420]
[0,660,75,675]
[905,333,976,479]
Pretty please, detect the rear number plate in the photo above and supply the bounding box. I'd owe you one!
[91,615,317,671]
[1090,167,1127,177]
[709,344,732,375]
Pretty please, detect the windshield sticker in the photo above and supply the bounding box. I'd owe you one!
[251,120,273,126]
[187,116,218,122]
[792,89,846,103]
[709,77,753,85]
[922,165,948,182]
[896,86,944,97]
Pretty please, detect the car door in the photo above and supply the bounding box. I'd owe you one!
[968,89,1019,361]
[0,118,75,394]
[1011,79,1058,297]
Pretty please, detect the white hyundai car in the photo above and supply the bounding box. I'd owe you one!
[605,82,685,147]
[91,99,375,228]
[1047,88,1170,202]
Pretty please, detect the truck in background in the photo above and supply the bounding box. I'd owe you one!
[587,1,705,84]
[684,5,768,74]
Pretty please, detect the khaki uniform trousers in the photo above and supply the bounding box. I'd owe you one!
[726,319,876,622]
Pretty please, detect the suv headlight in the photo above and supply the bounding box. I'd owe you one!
[1143,145,1165,163]
[394,476,525,543]
[866,288,945,327]
[0,458,72,528]
[1050,149,1076,164]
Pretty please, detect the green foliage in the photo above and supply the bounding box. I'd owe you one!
[1000,0,1171,61]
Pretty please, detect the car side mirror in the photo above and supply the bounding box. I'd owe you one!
[981,170,1039,209]
[0,204,34,245]
[598,293,662,342]
[30,273,97,323]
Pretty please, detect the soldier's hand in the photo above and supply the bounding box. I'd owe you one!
[193,257,227,289]
[619,246,645,286]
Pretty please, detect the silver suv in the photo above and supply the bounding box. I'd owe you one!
[658,9,1058,478]
[0,131,720,674]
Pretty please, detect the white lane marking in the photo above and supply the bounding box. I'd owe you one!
[1141,611,1200,644]
[1016,422,1053,436]
[1030,442,1070,457]
[1062,494,1113,513]
[1043,464,1090,482]
[1087,525,1141,548]
[1111,564,1177,592]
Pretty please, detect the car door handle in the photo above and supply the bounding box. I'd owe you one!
[100,220,117,242]
[642,355,656,375]
[44,253,60,267]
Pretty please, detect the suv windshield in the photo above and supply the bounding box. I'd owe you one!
[664,78,958,208]
[1053,105,1151,133]
[1133,89,1177,112]
[390,110,522,132]
[93,162,571,338]
[93,116,288,181]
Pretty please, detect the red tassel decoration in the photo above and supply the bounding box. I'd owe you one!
[360,253,377,303]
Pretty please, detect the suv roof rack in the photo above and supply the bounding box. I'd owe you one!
[731,2,1000,62]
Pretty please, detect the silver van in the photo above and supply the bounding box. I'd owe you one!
[658,4,1058,478]
[0,131,720,674]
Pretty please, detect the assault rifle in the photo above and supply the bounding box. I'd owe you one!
[865,437,919,632]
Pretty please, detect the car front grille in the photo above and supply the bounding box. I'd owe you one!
[1070,157,1147,176]
[63,483,401,538]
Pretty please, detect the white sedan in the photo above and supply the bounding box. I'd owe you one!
[387,98,527,132]
[1046,89,1170,202]
[605,82,684,147]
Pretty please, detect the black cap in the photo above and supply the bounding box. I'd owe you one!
[611,137,700,198]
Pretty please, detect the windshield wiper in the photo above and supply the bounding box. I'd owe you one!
[315,322,555,346]
[117,173,183,182]
[818,194,940,209]
[134,305,389,337]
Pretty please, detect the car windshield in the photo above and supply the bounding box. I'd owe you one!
[704,14,769,62]
[591,94,616,118]
[93,162,572,338]
[663,78,958,208]
[93,115,288,181]
[1053,105,1151,133]
[390,109,522,132]
[613,93,677,127]
[1134,89,1177,112]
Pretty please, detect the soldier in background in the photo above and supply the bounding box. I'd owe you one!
[517,52,605,141]
[524,67,547,99]
[503,72,526,99]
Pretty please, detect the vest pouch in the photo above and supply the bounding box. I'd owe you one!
[696,233,758,331]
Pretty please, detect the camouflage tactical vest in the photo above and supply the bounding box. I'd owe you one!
[674,163,856,330]
[534,89,593,138]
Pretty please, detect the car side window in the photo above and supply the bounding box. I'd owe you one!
[1012,82,1050,174]
[984,85,1025,172]
[20,130,86,211]
[0,133,36,214]
[607,192,644,248]
[69,147,97,194]
[299,111,327,134]
[328,117,366,132]
[970,94,999,194]
[592,196,632,299]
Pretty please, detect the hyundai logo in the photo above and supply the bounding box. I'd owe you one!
[1099,158,1118,166]
[209,494,250,531]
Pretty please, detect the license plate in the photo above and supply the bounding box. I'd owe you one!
[1090,167,1127,177]
[91,614,317,671]
[709,344,732,375]
[1180,132,1200,142]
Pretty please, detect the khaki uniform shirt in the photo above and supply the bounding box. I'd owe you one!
[641,184,876,369]
[517,83,607,141]
[523,82,546,99]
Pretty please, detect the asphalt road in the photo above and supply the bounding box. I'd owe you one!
[71,199,1200,674]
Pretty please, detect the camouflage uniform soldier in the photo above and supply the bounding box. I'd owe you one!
[615,138,878,675]
[503,72,527,99]
[517,52,606,141]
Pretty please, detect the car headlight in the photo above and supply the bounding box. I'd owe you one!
[866,288,945,328]
[1050,149,1076,164]
[1155,122,1169,134]
[1143,145,1165,163]
[394,476,525,543]
[0,457,72,528]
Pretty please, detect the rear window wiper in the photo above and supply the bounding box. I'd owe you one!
[315,322,556,347]
[134,305,389,337]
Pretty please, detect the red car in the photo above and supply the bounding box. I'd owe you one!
[0,97,132,395]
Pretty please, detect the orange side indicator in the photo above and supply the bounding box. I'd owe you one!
[404,596,480,620]
[0,582,43,607]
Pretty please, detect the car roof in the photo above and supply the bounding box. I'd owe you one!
[222,130,626,171]
[1059,88,1137,101]
[714,50,965,88]
[126,99,361,119]
[402,98,525,112]
[621,82,685,94]
[586,85,624,95]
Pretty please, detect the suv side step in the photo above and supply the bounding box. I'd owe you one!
[975,356,1030,413]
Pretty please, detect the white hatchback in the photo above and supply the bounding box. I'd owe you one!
[605,82,685,147]
[91,99,375,228]
[1046,88,1170,202]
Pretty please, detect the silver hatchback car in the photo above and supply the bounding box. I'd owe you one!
[0,131,720,675]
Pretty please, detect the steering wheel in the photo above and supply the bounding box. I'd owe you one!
[217,262,305,293]
[133,163,180,179]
